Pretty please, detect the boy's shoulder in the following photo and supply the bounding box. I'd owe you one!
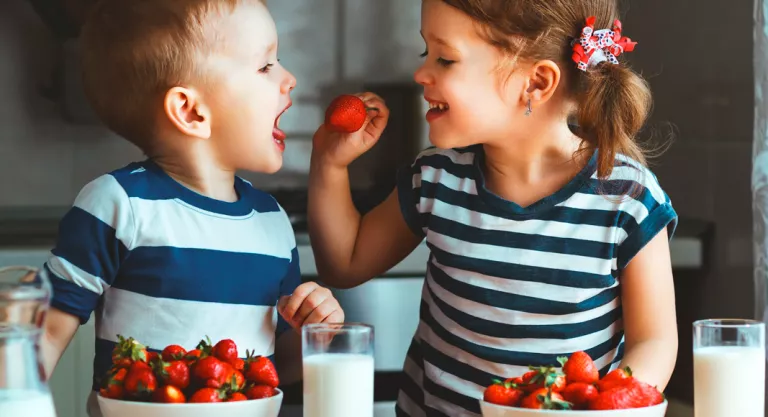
[77,161,288,218]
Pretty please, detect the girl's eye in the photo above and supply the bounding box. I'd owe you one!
[420,49,455,67]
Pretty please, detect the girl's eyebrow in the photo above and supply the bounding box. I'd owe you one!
[420,31,461,53]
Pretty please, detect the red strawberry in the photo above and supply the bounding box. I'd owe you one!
[123,361,157,399]
[245,384,277,400]
[189,387,227,403]
[152,385,186,403]
[558,352,599,384]
[193,356,230,389]
[231,358,245,371]
[561,382,599,409]
[596,367,633,392]
[147,351,160,363]
[184,349,204,367]
[153,360,190,389]
[111,335,148,369]
[212,339,239,367]
[520,388,571,410]
[227,392,248,402]
[520,368,566,393]
[244,350,279,388]
[99,368,127,399]
[505,376,524,385]
[324,95,375,133]
[161,345,188,362]
[589,380,664,410]
[483,380,524,407]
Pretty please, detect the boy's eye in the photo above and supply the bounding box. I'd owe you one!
[258,59,280,73]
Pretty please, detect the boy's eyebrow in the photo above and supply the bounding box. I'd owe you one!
[419,31,460,53]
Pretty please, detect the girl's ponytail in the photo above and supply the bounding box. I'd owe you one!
[575,63,652,179]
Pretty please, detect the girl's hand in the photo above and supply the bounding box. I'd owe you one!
[311,92,390,169]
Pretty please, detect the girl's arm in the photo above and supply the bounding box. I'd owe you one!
[618,228,678,391]
[308,93,423,289]
[308,167,423,289]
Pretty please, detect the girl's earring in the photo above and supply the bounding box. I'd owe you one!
[525,99,532,116]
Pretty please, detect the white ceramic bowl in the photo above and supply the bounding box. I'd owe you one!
[480,399,668,417]
[97,389,283,417]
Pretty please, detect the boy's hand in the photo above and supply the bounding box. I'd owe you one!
[312,92,390,169]
[277,282,345,330]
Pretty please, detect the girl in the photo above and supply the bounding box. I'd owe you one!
[308,0,677,415]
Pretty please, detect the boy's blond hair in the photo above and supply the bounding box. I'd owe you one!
[80,0,263,149]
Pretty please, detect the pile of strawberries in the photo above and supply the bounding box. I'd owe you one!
[99,335,280,404]
[483,351,664,411]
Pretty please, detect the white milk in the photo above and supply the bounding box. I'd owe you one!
[0,390,57,417]
[303,353,374,417]
[694,346,765,417]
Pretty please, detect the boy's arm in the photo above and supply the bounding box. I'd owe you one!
[42,174,135,376]
[41,308,81,379]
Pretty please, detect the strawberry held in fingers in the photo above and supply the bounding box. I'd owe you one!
[324,94,376,133]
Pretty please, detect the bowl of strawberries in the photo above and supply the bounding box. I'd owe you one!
[96,335,283,417]
[480,352,667,416]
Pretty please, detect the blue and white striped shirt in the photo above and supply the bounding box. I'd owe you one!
[394,146,677,417]
[45,160,300,390]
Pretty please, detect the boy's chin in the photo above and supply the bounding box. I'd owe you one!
[239,156,283,175]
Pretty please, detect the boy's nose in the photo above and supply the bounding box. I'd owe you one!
[283,71,297,93]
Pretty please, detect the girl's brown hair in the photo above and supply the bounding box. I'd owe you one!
[441,0,652,179]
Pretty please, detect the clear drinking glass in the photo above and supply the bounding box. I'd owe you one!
[302,323,374,417]
[693,319,765,417]
[0,266,57,417]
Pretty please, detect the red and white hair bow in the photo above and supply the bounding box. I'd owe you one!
[571,16,637,72]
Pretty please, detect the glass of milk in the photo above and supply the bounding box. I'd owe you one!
[302,323,374,417]
[0,266,57,417]
[693,319,765,417]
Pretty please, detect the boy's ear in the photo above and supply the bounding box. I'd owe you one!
[163,87,212,139]
[523,59,561,110]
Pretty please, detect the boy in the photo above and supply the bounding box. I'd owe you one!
[39,1,342,415]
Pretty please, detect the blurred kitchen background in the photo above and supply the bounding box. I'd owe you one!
[0,0,762,416]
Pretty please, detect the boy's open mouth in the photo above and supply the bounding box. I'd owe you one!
[273,102,291,148]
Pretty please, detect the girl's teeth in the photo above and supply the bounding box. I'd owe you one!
[429,102,449,110]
